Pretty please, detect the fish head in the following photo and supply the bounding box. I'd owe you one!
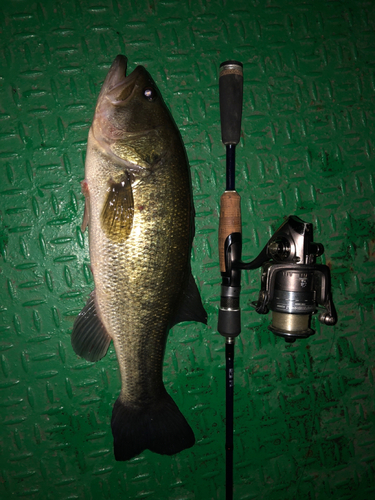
[91,55,181,172]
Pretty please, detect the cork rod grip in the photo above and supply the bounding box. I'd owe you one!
[219,191,242,272]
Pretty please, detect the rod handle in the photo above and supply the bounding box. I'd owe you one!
[219,190,242,272]
[219,61,243,145]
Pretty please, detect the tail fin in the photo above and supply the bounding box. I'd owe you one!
[111,390,195,461]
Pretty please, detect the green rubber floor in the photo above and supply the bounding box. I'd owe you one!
[1,1,374,499]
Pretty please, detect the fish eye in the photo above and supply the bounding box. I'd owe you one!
[143,87,157,102]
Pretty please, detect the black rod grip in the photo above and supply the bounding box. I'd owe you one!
[219,60,243,145]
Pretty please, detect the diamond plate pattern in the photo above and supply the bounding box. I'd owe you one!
[1,0,375,499]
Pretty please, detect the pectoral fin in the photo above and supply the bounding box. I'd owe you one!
[101,173,134,242]
[71,291,112,362]
[170,271,207,328]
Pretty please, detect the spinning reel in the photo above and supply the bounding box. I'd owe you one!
[218,215,337,343]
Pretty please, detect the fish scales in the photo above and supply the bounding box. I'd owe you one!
[90,143,191,401]
[71,55,207,461]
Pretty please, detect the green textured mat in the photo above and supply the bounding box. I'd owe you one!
[1,1,375,499]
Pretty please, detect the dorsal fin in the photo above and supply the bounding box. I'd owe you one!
[170,271,207,328]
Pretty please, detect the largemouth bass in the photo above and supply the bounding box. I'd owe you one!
[71,55,207,461]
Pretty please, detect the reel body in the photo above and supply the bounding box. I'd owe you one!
[218,215,337,343]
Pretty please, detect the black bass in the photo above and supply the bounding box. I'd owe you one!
[71,55,207,461]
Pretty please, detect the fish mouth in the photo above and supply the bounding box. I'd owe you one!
[99,55,140,104]
[91,56,151,170]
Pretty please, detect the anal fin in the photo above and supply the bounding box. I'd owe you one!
[71,291,112,362]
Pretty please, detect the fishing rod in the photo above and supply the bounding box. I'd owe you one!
[218,60,244,500]
[217,61,337,499]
